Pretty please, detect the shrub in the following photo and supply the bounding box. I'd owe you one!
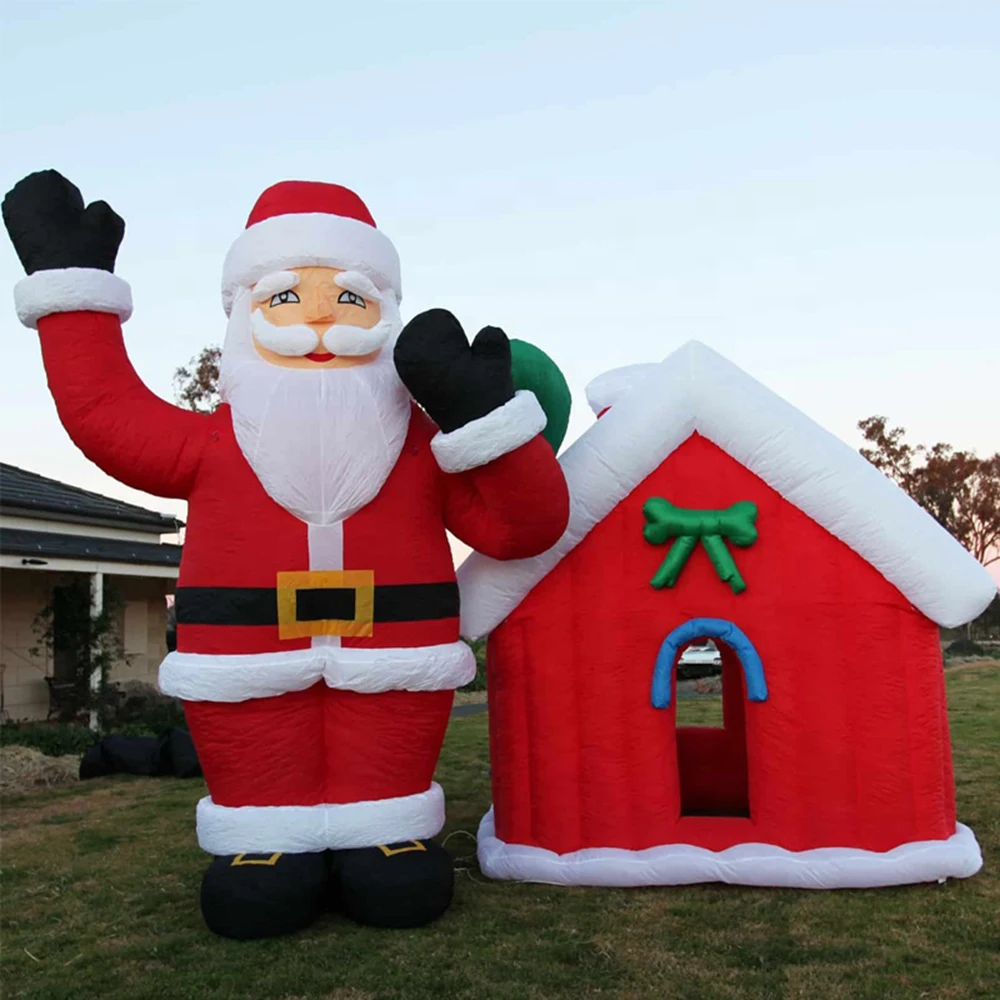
[30,578,127,724]
[946,638,986,658]
[0,722,96,757]
[676,661,723,682]
[108,681,187,736]
[460,638,487,692]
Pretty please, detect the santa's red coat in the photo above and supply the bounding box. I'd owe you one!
[35,309,569,852]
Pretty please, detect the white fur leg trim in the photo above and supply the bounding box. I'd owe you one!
[432,390,547,474]
[14,268,132,328]
[476,810,984,888]
[159,641,475,702]
[196,783,445,854]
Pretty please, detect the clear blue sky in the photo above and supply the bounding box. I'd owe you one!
[2,1,998,525]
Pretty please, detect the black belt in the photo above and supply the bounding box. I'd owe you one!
[176,582,459,627]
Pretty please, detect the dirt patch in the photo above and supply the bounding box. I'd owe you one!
[944,657,1000,672]
[453,690,488,706]
[280,993,375,1000]
[0,745,79,797]
[1,782,130,837]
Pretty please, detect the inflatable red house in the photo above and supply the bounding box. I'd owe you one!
[458,341,995,889]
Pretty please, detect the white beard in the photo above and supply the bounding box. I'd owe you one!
[219,290,411,525]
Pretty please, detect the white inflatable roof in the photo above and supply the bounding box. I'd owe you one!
[458,340,997,637]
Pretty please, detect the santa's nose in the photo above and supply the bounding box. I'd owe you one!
[306,316,335,333]
[304,292,337,329]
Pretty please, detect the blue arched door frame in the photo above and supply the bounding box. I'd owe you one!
[651,617,768,709]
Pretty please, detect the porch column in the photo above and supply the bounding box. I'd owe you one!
[89,570,104,731]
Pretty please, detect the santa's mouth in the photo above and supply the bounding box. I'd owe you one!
[304,351,337,363]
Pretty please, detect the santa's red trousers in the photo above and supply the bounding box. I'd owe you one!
[184,685,453,807]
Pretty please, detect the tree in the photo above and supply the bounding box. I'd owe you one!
[977,594,1000,639]
[858,415,1000,567]
[173,345,221,413]
[31,577,127,724]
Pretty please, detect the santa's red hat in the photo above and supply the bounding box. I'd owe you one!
[221,181,401,316]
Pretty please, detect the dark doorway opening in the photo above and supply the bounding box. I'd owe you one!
[675,641,750,817]
[51,583,81,682]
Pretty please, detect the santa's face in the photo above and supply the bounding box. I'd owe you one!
[218,269,411,526]
[250,266,388,369]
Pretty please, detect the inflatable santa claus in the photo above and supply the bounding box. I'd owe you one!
[3,171,569,939]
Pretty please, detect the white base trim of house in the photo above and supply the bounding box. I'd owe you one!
[197,782,445,855]
[159,640,475,702]
[476,809,983,889]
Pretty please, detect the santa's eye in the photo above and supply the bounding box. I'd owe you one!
[269,290,300,307]
[337,290,366,309]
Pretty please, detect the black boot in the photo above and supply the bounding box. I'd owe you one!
[201,851,330,940]
[332,840,454,928]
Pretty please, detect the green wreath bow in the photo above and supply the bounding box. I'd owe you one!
[642,498,758,594]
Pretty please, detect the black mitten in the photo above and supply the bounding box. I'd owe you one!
[393,309,515,433]
[2,169,124,275]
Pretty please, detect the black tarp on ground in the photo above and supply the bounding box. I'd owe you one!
[80,728,201,780]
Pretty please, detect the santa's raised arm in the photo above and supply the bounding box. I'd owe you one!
[3,170,569,939]
[6,171,211,496]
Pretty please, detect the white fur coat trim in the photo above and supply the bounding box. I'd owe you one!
[431,390,547,474]
[14,268,133,328]
[159,641,475,703]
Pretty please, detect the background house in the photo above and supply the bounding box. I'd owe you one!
[0,463,181,721]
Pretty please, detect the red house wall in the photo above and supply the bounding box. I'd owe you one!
[487,433,955,855]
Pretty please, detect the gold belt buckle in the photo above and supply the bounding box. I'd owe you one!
[276,570,375,640]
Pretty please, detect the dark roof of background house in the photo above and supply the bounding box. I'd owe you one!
[0,464,182,533]
[1,528,182,567]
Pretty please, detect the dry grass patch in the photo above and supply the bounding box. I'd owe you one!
[0,745,79,797]
[452,690,488,706]
[280,993,376,1000]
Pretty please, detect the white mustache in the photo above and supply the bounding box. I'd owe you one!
[324,319,393,356]
[250,309,319,355]
[249,309,395,357]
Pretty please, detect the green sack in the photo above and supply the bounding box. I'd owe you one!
[510,339,571,454]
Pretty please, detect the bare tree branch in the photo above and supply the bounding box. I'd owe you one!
[173,346,221,413]
[858,416,1000,569]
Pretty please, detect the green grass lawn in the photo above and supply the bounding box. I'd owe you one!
[3,666,998,1000]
